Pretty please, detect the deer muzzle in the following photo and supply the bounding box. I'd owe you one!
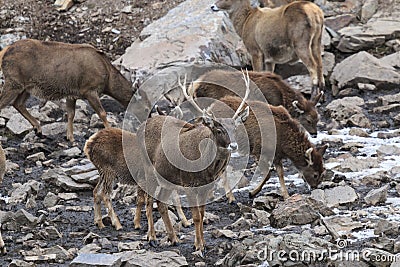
[227,142,238,152]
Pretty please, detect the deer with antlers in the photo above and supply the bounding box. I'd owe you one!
[84,72,251,251]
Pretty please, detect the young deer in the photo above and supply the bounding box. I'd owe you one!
[0,39,134,142]
[0,143,6,254]
[211,0,325,98]
[84,73,250,251]
[192,69,323,136]
[210,95,327,200]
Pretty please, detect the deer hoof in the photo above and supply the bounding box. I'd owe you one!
[228,199,238,206]
[0,246,6,255]
[149,240,158,247]
[181,221,191,228]
[192,247,205,258]
[248,191,256,198]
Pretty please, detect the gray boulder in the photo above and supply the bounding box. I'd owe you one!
[336,16,400,52]
[115,0,250,85]
[330,51,400,93]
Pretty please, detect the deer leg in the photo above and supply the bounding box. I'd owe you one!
[157,200,179,245]
[249,170,272,198]
[172,191,191,227]
[145,194,157,245]
[311,29,325,93]
[250,51,264,72]
[134,187,145,229]
[265,62,276,72]
[85,92,110,129]
[102,178,122,230]
[93,178,106,229]
[190,205,204,251]
[276,162,289,199]
[12,91,42,134]
[294,41,319,99]
[222,172,236,204]
[65,98,76,142]
[199,205,206,247]
[0,227,5,255]
[0,82,20,109]
[157,188,179,245]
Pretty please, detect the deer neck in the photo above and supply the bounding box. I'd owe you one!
[280,126,311,168]
[229,2,254,38]
[106,69,134,108]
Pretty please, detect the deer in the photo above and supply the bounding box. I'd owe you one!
[192,69,322,137]
[0,39,135,142]
[0,143,6,254]
[211,0,325,99]
[84,73,250,252]
[209,95,328,201]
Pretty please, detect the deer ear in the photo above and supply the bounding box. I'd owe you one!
[202,111,214,128]
[170,106,183,120]
[235,106,249,125]
[305,147,314,166]
[292,101,305,114]
[317,144,328,156]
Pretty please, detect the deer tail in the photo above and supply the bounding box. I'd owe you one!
[84,131,99,161]
[0,46,10,71]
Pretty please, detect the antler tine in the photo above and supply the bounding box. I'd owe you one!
[178,74,204,115]
[232,69,251,119]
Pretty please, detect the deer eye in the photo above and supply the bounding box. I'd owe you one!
[217,129,223,135]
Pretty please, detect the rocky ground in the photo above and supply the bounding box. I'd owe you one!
[1,0,400,267]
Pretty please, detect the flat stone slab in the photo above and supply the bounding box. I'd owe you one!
[70,253,122,267]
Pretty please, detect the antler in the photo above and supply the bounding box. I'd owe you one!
[178,74,205,115]
[232,69,251,120]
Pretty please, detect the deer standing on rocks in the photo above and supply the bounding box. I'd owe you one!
[0,143,6,254]
[0,39,134,142]
[211,0,325,98]
[210,95,327,200]
[84,73,250,252]
[192,69,322,137]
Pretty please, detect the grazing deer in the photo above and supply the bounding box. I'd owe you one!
[210,95,327,200]
[192,69,322,136]
[0,143,5,254]
[0,39,134,142]
[84,73,250,251]
[211,0,325,98]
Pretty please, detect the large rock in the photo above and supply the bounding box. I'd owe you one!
[326,97,371,128]
[41,168,93,191]
[311,185,358,208]
[270,194,333,228]
[335,156,379,172]
[115,0,250,84]
[364,185,389,206]
[330,51,400,92]
[6,113,33,135]
[336,16,400,52]
[380,52,400,69]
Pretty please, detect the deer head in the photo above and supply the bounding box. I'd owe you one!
[300,144,328,189]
